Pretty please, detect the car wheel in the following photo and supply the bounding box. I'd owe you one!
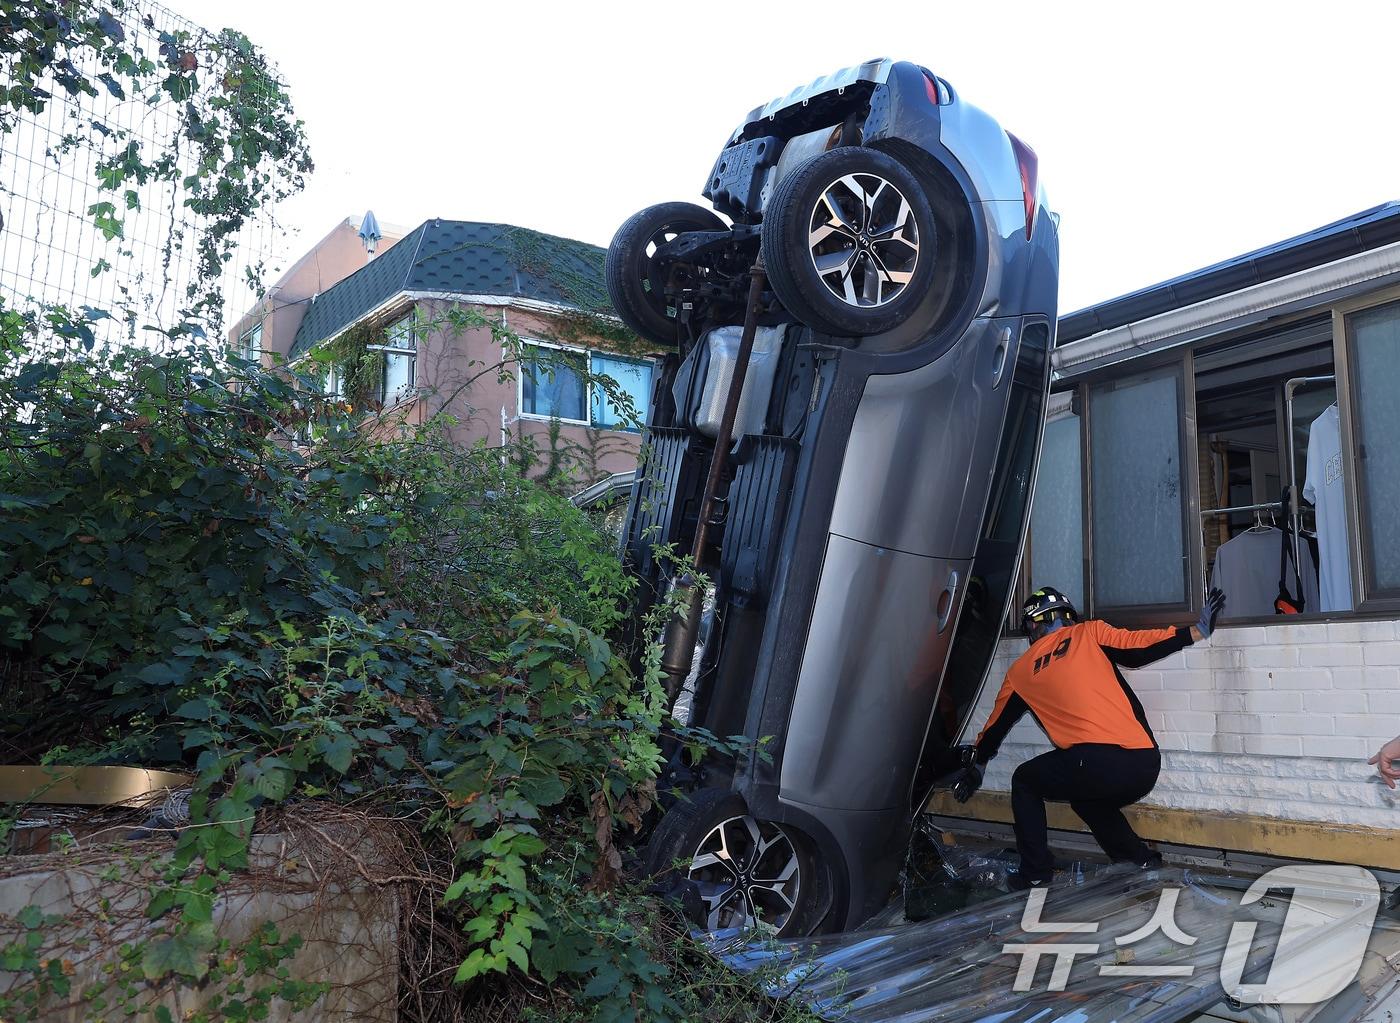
[761,146,937,337]
[644,788,820,937]
[606,201,727,347]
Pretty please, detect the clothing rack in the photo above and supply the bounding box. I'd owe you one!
[1198,500,1284,517]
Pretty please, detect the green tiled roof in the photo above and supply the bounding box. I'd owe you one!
[289,220,611,359]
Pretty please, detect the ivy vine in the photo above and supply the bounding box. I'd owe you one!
[0,0,312,331]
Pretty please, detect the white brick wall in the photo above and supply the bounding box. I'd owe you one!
[962,620,1400,828]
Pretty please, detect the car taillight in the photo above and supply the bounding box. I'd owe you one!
[1007,132,1038,240]
[923,73,940,105]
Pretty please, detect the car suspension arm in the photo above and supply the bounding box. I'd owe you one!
[660,254,768,707]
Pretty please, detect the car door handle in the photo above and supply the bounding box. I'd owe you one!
[936,570,960,632]
[990,325,1012,388]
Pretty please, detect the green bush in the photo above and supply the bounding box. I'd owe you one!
[0,313,761,1021]
[0,6,810,1019]
[0,319,630,750]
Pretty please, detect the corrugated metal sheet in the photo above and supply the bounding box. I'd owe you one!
[708,859,1397,1023]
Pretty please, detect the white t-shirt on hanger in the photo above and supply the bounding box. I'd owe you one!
[1302,404,1353,612]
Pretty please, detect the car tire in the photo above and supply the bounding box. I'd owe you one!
[762,146,938,337]
[643,787,827,937]
[606,201,727,347]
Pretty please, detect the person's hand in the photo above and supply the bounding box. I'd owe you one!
[1368,735,1400,789]
[952,762,983,803]
[951,744,983,803]
[1195,588,1226,640]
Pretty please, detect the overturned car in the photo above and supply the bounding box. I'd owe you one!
[606,58,1060,935]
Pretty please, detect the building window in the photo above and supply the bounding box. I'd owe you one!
[380,313,417,404]
[1088,366,1189,611]
[518,342,654,429]
[1030,407,1084,612]
[237,321,262,361]
[1040,289,1400,623]
[590,353,652,430]
[521,343,588,422]
[1346,301,1400,600]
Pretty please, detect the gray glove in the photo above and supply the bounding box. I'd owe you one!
[1196,587,1226,639]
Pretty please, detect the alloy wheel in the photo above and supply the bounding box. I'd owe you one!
[806,172,921,308]
[687,814,802,933]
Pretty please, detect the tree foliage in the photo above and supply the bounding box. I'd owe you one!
[0,318,759,1020]
[0,4,803,1020]
[0,0,312,326]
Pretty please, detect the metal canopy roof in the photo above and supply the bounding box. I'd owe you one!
[1059,203,1400,346]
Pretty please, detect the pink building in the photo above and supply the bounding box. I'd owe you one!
[228,216,651,484]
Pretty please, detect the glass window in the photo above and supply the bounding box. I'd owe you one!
[590,353,653,430]
[1031,409,1084,611]
[1348,302,1400,597]
[521,343,587,422]
[381,314,416,404]
[237,321,262,361]
[1089,367,1187,609]
[383,352,414,402]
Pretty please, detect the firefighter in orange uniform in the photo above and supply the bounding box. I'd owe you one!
[952,586,1226,889]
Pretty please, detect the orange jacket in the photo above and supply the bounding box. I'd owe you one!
[974,619,1194,761]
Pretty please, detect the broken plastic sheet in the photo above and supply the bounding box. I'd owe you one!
[704,862,1390,1023]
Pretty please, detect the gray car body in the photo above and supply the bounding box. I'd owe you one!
[625,59,1059,930]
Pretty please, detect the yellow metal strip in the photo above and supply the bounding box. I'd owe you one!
[925,790,1400,871]
[0,766,193,806]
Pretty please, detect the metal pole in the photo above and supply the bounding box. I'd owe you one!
[1284,374,1335,603]
[1198,500,1285,517]
[660,255,768,705]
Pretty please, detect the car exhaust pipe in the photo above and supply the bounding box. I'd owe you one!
[661,255,768,707]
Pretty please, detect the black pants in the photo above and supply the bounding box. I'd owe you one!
[1011,744,1161,881]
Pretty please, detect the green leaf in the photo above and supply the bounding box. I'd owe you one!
[138,661,187,686]
[518,773,567,808]
[17,904,43,929]
[583,964,621,998]
[173,698,210,719]
[141,928,212,981]
[315,732,355,774]
[511,834,547,857]
[7,572,50,605]
[453,947,505,983]
[252,765,291,802]
[583,634,611,682]
[442,875,470,904]
[500,938,528,973]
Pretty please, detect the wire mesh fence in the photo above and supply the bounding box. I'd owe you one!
[0,0,288,345]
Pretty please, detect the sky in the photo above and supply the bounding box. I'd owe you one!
[169,0,1400,315]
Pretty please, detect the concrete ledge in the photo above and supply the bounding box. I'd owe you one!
[925,789,1400,870]
[0,821,399,1021]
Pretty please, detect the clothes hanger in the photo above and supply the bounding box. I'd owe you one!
[1246,506,1274,533]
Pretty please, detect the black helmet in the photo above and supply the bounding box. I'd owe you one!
[1021,586,1078,639]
